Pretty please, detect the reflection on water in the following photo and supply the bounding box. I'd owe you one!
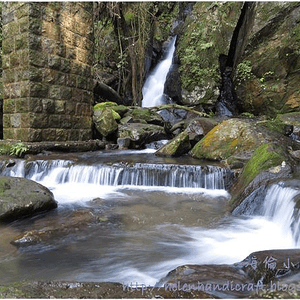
[0,183,229,285]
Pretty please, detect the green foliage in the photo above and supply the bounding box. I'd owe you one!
[0,143,29,157]
[178,2,242,91]
[241,112,255,118]
[236,60,253,84]
[259,71,275,89]
[10,143,28,157]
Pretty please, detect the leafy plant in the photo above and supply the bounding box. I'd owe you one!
[9,143,28,157]
[236,60,253,84]
[0,143,28,157]
[259,70,274,89]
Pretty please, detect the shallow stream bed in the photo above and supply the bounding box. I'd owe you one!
[0,149,299,288]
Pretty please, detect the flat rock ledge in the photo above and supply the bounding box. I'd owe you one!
[0,176,57,222]
[25,139,106,154]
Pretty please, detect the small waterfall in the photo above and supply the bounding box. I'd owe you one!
[262,183,300,245]
[3,159,229,190]
[142,36,177,107]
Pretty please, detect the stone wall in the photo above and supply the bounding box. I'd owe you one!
[2,2,94,142]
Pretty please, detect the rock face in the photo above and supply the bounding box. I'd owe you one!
[235,2,300,116]
[0,176,57,222]
[177,2,243,109]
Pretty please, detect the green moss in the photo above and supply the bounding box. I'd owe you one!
[262,117,286,135]
[93,102,118,111]
[94,102,121,120]
[239,144,283,187]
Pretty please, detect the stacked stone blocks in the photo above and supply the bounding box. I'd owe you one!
[2,2,94,141]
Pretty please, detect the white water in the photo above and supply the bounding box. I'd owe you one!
[142,36,176,107]
[4,160,229,205]
[1,157,300,286]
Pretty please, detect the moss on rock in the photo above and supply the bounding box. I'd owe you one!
[93,108,119,137]
[124,108,164,126]
[190,118,262,161]
[238,143,284,188]
[93,102,121,121]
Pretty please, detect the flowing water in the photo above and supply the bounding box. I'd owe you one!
[0,150,300,287]
[142,36,176,107]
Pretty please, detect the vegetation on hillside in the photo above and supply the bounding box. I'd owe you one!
[93,2,178,106]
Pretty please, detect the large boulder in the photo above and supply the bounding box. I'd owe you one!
[159,263,253,298]
[189,118,264,162]
[118,123,168,149]
[184,118,216,146]
[0,176,57,222]
[93,107,119,137]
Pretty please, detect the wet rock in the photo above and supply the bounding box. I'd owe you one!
[164,63,182,104]
[11,209,109,246]
[156,132,191,157]
[288,147,300,161]
[185,118,216,146]
[230,143,292,211]
[236,249,300,285]
[25,140,106,154]
[118,123,168,149]
[0,177,57,222]
[117,137,131,150]
[6,160,15,168]
[155,104,208,127]
[0,280,213,299]
[120,116,147,125]
[160,249,300,298]
[159,264,253,298]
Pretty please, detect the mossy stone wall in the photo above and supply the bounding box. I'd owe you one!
[2,2,94,141]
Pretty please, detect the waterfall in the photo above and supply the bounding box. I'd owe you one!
[2,160,229,190]
[178,182,300,266]
[262,183,300,245]
[142,36,176,107]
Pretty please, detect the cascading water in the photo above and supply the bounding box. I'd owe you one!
[4,159,230,190]
[142,36,176,107]
[1,152,300,288]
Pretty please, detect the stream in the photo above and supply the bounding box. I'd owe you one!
[0,149,300,287]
